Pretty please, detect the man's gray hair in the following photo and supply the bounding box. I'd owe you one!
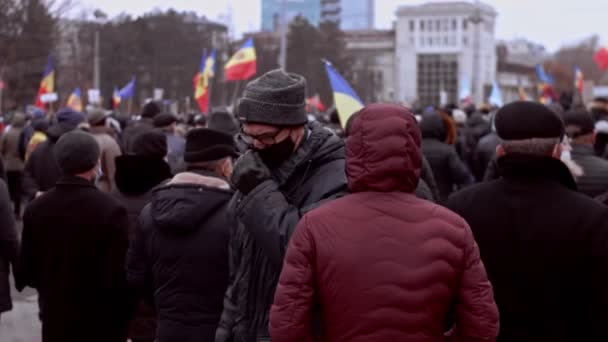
[501,137,561,156]
[187,157,230,171]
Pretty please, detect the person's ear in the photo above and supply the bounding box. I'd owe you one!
[218,157,234,179]
[496,145,506,157]
[552,143,563,159]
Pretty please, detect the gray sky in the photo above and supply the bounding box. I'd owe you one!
[79,0,607,52]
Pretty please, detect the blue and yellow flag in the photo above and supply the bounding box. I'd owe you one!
[66,87,83,112]
[324,60,363,127]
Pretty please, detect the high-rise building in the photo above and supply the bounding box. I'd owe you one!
[395,1,497,106]
[340,0,374,30]
[261,0,321,32]
[320,0,340,24]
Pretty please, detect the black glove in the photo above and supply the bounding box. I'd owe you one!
[231,151,271,195]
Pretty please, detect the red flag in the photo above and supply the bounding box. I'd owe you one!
[306,95,326,112]
[594,46,608,70]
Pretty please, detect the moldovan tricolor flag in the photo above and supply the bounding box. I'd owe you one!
[324,60,363,127]
[225,38,256,81]
[594,46,608,70]
[35,54,55,109]
[66,88,83,112]
[574,66,584,93]
[113,87,121,108]
[194,49,216,113]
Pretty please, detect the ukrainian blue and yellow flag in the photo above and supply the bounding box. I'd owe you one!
[66,87,83,112]
[324,60,363,127]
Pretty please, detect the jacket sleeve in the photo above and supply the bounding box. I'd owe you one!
[448,150,474,187]
[215,220,242,342]
[270,215,316,342]
[453,223,499,342]
[104,140,122,192]
[126,206,151,289]
[103,205,129,290]
[17,205,38,291]
[236,162,346,268]
[22,149,40,200]
[421,156,440,201]
[583,210,608,338]
[0,180,18,277]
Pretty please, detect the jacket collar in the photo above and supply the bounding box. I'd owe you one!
[56,175,97,188]
[498,153,577,191]
[272,122,336,186]
[571,144,595,157]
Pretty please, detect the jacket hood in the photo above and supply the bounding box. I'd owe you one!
[272,121,344,186]
[420,112,447,141]
[115,155,172,196]
[150,172,233,234]
[346,104,421,193]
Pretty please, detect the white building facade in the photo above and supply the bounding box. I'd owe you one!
[395,1,497,106]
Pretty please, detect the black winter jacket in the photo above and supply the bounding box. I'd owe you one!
[447,154,608,341]
[473,132,501,181]
[570,144,608,198]
[127,170,232,342]
[19,176,130,342]
[420,113,474,203]
[216,123,347,342]
[0,179,17,313]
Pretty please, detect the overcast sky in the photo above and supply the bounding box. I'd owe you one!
[78,0,607,52]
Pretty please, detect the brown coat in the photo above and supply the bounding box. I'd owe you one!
[90,126,122,193]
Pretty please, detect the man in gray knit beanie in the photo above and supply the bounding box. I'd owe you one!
[217,69,347,342]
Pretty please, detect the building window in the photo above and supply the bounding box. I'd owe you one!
[410,37,415,46]
[410,20,415,31]
[443,36,449,45]
[417,54,459,107]
[442,19,448,31]
[463,19,468,30]
[420,20,425,31]
[428,37,433,46]
[452,19,457,30]
[427,19,432,31]
[420,36,425,46]
[463,36,468,46]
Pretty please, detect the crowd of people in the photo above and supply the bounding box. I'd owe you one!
[0,68,608,341]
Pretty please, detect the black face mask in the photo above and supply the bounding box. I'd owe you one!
[256,136,295,169]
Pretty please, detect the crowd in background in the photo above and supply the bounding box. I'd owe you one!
[0,68,608,341]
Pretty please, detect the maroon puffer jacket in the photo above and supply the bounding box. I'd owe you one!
[270,104,498,342]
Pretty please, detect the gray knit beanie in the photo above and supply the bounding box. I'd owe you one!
[237,69,307,126]
[54,130,101,175]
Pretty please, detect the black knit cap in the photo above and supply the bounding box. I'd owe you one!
[237,69,307,126]
[563,110,595,138]
[54,130,100,175]
[495,101,564,140]
[153,113,178,128]
[132,130,168,159]
[141,101,161,119]
[184,128,237,163]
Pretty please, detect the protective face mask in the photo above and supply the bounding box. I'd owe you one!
[256,136,295,169]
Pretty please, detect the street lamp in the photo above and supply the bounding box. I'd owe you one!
[93,9,108,91]
[466,1,483,104]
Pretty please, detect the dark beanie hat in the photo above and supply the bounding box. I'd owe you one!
[563,110,595,138]
[132,130,168,159]
[153,113,178,128]
[141,102,161,118]
[208,109,239,135]
[56,107,85,126]
[495,101,564,140]
[185,128,237,163]
[237,69,307,126]
[54,130,100,175]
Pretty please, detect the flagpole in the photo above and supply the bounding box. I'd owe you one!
[231,80,241,111]
[128,98,133,116]
[207,75,214,114]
